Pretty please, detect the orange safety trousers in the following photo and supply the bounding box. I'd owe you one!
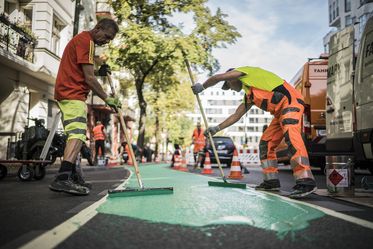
[248,82,315,182]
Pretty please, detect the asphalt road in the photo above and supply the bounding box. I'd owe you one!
[0,163,373,249]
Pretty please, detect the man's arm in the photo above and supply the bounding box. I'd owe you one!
[202,70,244,89]
[219,102,251,130]
[82,64,108,101]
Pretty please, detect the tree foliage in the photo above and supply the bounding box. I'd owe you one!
[109,0,240,152]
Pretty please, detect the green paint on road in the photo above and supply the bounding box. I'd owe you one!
[97,164,324,239]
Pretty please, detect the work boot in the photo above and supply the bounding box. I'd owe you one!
[49,174,90,196]
[289,178,317,198]
[255,179,280,191]
[71,171,92,190]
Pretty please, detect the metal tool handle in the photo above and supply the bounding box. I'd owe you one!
[106,75,144,189]
[183,56,227,182]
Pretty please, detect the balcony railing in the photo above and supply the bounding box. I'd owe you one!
[0,15,36,62]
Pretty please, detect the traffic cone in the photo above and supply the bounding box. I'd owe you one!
[141,156,146,163]
[178,153,189,172]
[228,149,243,179]
[173,154,181,170]
[201,152,213,174]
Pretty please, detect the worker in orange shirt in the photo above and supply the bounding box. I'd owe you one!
[192,122,206,168]
[192,67,317,198]
[93,120,106,163]
[49,19,120,196]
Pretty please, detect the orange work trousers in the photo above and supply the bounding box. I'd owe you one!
[258,88,314,182]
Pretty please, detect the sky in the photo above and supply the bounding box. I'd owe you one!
[175,0,330,82]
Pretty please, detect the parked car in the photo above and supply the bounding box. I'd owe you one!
[200,136,236,168]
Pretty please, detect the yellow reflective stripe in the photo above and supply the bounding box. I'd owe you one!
[89,40,94,64]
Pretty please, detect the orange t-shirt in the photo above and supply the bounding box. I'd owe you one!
[54,31,95,101]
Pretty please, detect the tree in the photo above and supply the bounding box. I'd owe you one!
[110,0,240,152]
[145,70,195,156]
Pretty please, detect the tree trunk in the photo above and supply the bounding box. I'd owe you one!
[154,108,160,157]
[135,78,146,154]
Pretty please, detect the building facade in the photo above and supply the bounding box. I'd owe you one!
[0,0,77,159]
[325,0,373,51]
[188,85,272,150]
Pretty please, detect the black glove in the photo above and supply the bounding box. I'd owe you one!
[191,83,205,94]
[204,126,220,137]
[98,63,111,76]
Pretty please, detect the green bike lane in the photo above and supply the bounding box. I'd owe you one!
[22,164,373,249]
[98,164,324,239]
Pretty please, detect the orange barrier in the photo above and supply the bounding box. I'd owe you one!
[201,152,213,174]
[228,149,243,179]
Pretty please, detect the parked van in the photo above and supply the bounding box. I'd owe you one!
[326,17,373,173]
[277,16,373,174]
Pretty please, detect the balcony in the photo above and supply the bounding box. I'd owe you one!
[0,14,36,62]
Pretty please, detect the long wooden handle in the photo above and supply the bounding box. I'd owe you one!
[183,56,227,181]
[106,75,144,189]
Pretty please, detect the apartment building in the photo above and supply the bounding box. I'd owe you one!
[188,85,272,150]
[324,0,373,51]
[0,0,106,156]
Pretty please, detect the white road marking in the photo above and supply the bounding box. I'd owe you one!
[18,171,131,249]
[254,189,373,230]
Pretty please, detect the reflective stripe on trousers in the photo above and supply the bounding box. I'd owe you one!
[261,159,279,180]
[290,156,314,180]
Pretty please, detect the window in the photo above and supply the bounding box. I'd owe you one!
[21,7,33,31]
[345,15,352,26]
[51,15,64,56]
[336,0,339,17]
[345,0,351,12]
[329,5,332,22]
[333,2,336,19]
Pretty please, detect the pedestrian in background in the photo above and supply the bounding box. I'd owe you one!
[171,144,181,168]
[192,122,206,168]
[50,18,120,196]
[192,66,317,198]
[93,120,106,163]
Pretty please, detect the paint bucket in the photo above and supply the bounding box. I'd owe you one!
[326,155,354,196]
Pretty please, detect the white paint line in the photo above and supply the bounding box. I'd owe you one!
[66,201,95,214]
[19,170,131,249]
[255,189,373,230]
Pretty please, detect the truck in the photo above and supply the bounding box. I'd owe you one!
[277,16,373,174]
[326,17,373,174]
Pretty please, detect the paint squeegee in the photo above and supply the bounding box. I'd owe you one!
[105,74,173,197]
[183,53,246,189]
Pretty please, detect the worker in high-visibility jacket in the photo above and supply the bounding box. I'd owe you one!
[192,66,317,198]
[93,120,106,163]
[192,121,206,167]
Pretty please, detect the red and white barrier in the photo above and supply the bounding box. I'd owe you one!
[238,148,260,167]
